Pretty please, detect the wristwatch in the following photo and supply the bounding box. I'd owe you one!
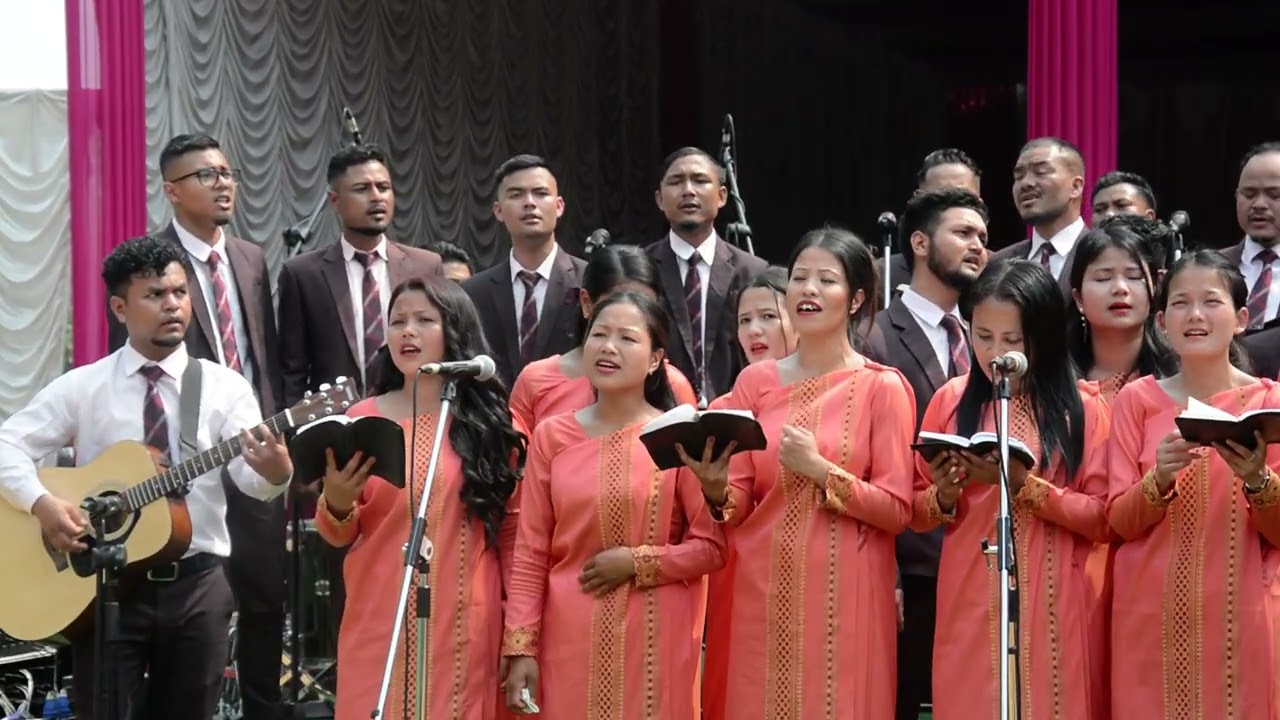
[1243,468,1273,494]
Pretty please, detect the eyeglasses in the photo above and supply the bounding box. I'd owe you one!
[166,167,241,187]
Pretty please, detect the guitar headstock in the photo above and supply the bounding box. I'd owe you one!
[293,376,359,425]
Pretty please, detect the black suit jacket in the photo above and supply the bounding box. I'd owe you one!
[1221,241,1280,335]
[108,223,282,415]
[646,237,768,402]
[462,248,588,389]
[277,241,443,407]
[993,224,1088,298]
[868,296,957,577]
[1245,325,1280,380]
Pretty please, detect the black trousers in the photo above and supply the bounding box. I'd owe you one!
[224,483,287,720]
[72,560,235,720]
[895,574,938,720]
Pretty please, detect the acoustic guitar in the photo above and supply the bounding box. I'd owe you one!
[0,379,358,642]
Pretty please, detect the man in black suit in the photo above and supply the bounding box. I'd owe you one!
[879,149,982,306]
[646,148,767,404]
[108,133,286,720]
[1091,170,1158,221]
[277,144,443,407]
[462,155,587,388]
[1219,142,1280,334]
[995,137,1088,295]
[869,188,990,720]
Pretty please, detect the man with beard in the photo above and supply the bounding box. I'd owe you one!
[997,136,1087,294]
[646,147,767,404]
[463,154,586,387]
[278,143,442,405]
[869,188,989,720]
[1091,170,1158,221]
[108,133,286,720]
[1221,142,1280,334]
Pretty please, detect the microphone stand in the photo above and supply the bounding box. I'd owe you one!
[370,373,456,719]
[720,114,754,256]
[881,227,894,310]
[983,368,1022,720]
[80,498,127,720]
[282,201,327,259]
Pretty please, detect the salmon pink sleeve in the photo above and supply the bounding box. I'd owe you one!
[501,423,557,657]
[1106,383,1170,541]
[632,468,727,588]
[665,361,699,408]
[817,368,914,533]
[1016,390,1112,542]
[709,372,758,527]
[910,380,963,532]
[315,479,379,548]
[508,367,537,438]
[1244,385,1280,547]
[498,411,530,595]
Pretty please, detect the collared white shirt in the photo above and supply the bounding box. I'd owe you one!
[900,287,964,375]
[509,243,560,325]
[669,230,717,405]
[172,219,256,389]
[340,235,391,384]
[0,344,285,558]
[1028,216,1085,280]
[1241,236,1280,324]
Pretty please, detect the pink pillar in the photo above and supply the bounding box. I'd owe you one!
[1027,0,1118,225]
[66,0,148,366]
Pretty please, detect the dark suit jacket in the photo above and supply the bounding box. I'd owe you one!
[462,248,588,389]
[646,237,768,402]
[1245,325,1280,380]
[868,296,957,577]
[875,253,912,306]
[1220,241,1280,335]
[277,241,442,407]
[108,223,282,415]
[993,224,1088,297]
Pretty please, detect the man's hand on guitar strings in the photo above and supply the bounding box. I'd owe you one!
[31,495,88,553]
[239,425,293,485]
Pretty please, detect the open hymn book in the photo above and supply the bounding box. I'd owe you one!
[911,431,1037,469]
[1173,396,1280,448]
[287,415,406,489]
[639,405,767,470]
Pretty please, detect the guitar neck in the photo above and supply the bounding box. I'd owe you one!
[119,409,294,512]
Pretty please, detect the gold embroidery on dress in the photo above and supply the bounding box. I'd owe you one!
[587,429,632,720]
[1224,456,1239,720]
[1008,396,1042,720]
[763,376,823,720]
[632,545,661,589]
[640,464,662,720]
[1163,455,1205,720]
[501,627,539,656]
[823,372,859,718]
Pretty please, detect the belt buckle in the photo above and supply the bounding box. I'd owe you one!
[146,562,179,583]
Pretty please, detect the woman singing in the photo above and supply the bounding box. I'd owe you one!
[1108,250,1280,719]
[912,259,1111,720]
[502,291,726,719]
[508,244,696,432]
[685,227,916,720]
[315,277,526,720]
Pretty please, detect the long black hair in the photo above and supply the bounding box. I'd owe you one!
[957,259,1086,481]
[1065,225,1176,379]
[370,277,527,544]
[574,244,661,345]
[1157,249,1253,374]
[584,290,678,411]
[786,227,878,353]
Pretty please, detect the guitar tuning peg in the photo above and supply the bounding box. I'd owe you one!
[304,390,312,398]
[335,375,348,384]
[318,383,331,392]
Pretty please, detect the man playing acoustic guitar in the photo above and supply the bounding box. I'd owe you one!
[0,236,294,720]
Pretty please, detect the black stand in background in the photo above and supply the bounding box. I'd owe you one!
[81,499,126,720]
[720,113,754,256]
[877,211,898,310]
[282,106,365,259]
[982,371,1022,720]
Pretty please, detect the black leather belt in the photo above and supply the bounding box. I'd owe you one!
[144,552,220,583]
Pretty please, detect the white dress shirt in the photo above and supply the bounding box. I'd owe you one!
[0,343,285,557]
[340,235,391,384]
[900,287,964,374]
[1028,216,1085,280]
[172,220,256,387]
[509,244,560,325]
[1241,236,1280,324]
[669,231,717,405]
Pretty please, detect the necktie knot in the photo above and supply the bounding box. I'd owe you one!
[939,314,970,377]
[939,314,964,337]
[687,253,701,268]
[139,365,166,384]
[1257,249,1277,266]
[1037,243,1056,265]
[207,250,222,270]
[518,270,540,290]
[354,251,377,269]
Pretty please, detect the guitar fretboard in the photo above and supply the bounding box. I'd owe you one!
[119,410,293,512]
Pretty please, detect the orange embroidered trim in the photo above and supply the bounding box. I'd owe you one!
[1015,475,1051,510]
[632,545,661,589]
[818,464,858,514]
[1224,459,1241,719]
[640,466,662,720]
[501,627,540,657]
[1162,456,1206,719]
[1140,469,1177,508]
[317,494,357,526]
[1243,469,1280,509]
[922,484,956,525]
[587,430,632,720]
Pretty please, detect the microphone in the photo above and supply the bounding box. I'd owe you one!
[585,228,611,257]
[343,107,363,145]
[720,114,735,166]
[877,211,898,234]
[990,351,1029,379]
[1169,210,1190,234]
[418,355,497,381]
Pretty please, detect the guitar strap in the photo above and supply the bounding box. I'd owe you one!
[172,357,203,497]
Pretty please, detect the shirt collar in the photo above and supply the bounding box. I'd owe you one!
[340,235,388,262]
[1030,216,1085,258]
[668,230,718,266]
[900,287,960,330]
[120,341,189,380]
[172,219,226,262]
[510,243,559,283]
[1244,236,1279,263]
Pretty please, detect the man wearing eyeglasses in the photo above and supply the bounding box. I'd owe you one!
[107,133,285,720]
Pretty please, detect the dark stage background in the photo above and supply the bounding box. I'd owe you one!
[144,0,1280,276]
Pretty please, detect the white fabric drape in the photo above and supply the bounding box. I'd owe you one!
[0,90,71,421]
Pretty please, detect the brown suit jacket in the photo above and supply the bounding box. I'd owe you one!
[461,247,588,389]
[646,237,768,402]
[277,241,442,407]
[993,225,1087,297]
[107,223,282,415]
